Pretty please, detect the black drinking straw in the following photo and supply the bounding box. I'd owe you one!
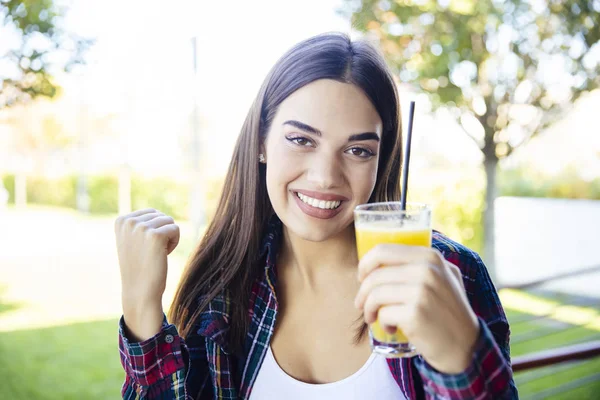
[400,101,416,211]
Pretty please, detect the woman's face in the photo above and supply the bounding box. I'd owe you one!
[263,79,383,242]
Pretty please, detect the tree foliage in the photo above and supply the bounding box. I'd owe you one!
[344,0,600,159]
[0,0,92,108]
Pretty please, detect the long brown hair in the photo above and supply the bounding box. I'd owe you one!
[168,32,403,355]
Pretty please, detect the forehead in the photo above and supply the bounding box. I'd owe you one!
[274,79,383,135]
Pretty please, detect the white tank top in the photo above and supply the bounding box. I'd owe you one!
[248,346,407,400]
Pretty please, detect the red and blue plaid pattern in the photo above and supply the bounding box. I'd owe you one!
[119,218,518,399]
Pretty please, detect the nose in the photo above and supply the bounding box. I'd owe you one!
[306,151,344,190]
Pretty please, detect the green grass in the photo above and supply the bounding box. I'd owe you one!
[0,206,199,400]
[507,292,600,399]
[512,326,600,355]
[515,358,600,398]
[0,318,123,400]
[1,258,599,399]
[0,295,22,315]
[549,379,600,400]
[2,303,598,400]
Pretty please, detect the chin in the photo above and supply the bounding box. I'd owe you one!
[287,223,343,242]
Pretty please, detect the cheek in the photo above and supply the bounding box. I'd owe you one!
[351,162,379,201]
[265,145,301,200]
[266,163,292,193]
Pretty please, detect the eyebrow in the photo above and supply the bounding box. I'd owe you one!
[283,120,380,143]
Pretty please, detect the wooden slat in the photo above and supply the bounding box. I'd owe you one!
[512,341,600,372]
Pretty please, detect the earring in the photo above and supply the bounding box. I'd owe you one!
[259,154,266,163]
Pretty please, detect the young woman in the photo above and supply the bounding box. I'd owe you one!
[115,33,518,399]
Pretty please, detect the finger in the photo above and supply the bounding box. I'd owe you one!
[153,224,180,255]
[127,208,157,218]
[358,244,443,282]
[355,264,442,309]
[143,215,175,229]
[115,208,157,232]
[132,212,163,224]
[362,284,417,324]
[355,265,415,308]
[376,304,410,334]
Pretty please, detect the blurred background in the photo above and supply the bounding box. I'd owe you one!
[1,0,599,398]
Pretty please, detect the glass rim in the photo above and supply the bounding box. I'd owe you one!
[354,201,430,215]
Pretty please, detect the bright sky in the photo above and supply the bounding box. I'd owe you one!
[2,0,598,179]
[54,0,354,176]
[48,0,486,178]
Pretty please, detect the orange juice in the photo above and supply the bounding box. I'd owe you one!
[355,226,432,343]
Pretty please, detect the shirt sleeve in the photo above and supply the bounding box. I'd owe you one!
[414,250,519,399]
[118,314,212,399]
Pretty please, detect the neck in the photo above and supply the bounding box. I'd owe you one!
[278,224,359,292]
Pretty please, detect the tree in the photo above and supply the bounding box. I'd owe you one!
[343,0,600,277]
[0,0,91,108]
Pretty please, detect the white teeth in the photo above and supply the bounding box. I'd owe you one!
[297,193,341,210]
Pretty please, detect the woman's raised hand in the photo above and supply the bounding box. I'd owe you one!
[114,208,180,342]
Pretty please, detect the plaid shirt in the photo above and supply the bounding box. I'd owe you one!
[119,218,518,399]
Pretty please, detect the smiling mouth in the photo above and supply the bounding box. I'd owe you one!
[295,192,342,210]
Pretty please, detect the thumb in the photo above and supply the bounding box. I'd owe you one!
[166,237,179,255]
[446,261,465,291]
[154,224,180,255]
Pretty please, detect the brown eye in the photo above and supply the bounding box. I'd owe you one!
[346,147,374,158]
[287,136,314,147]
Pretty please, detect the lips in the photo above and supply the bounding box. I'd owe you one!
[291,190,348,220]
[297,192,341,210]
[294,189,349,202]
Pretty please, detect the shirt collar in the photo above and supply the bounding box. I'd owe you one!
[260,215,282,280]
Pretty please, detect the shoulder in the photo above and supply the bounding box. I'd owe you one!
[431,231,505,321]
[431,230,492,297]
[432,230,483,274]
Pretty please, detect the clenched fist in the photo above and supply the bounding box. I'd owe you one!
[114,208,180,342]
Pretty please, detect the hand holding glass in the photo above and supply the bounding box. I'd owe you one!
[354,202,432,358]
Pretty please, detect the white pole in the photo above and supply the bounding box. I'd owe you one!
[118,73,133,215]
[76,72,90,213]
[189,36,204,238]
